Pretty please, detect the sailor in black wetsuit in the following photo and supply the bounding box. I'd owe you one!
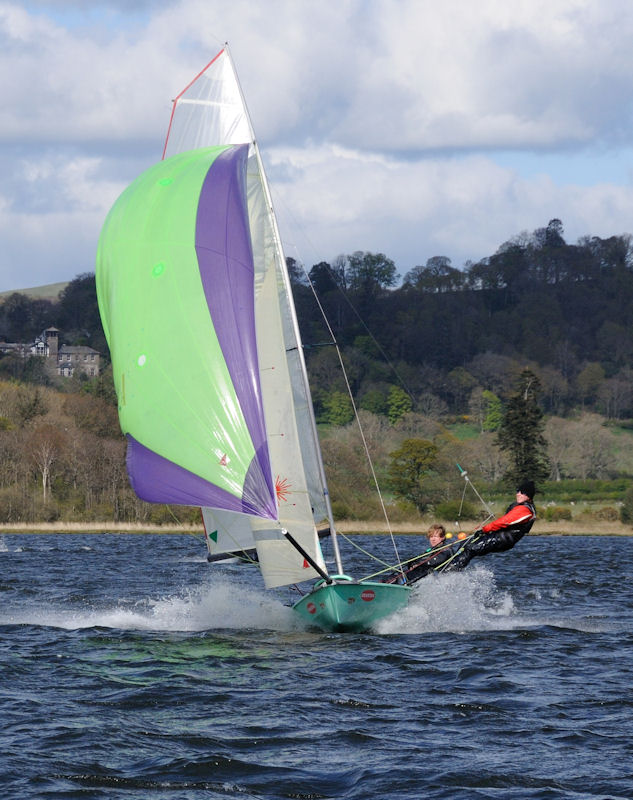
[438,479,537,573]
[383,480,537,585]
[383,524,458,584]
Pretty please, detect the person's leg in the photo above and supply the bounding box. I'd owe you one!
[404,549,453,583]
[442,530,519,571]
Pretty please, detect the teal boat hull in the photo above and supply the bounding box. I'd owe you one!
[292,577,410,632]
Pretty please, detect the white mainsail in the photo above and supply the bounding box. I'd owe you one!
[164,47,334,587]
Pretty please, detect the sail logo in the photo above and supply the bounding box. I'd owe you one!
[361,589,376,602]
[275,475,291,503]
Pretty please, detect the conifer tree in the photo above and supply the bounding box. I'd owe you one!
[496,368,549,486]
[482,390,503,431]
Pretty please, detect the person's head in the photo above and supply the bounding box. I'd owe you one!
[428,523,446,547]
[516,479,536,501]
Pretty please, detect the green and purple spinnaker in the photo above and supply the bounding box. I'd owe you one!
[96,145,277,519]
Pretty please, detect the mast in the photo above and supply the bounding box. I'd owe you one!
[223,45,344,575]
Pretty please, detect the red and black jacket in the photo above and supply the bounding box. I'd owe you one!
[482,500,536,540]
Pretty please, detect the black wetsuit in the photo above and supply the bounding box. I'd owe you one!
[384,500,536,586]
[383,539,458,584]
[439,500,536,573]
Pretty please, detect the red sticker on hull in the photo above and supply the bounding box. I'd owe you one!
[361,590,375,602]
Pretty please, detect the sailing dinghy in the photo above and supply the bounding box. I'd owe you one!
[96,45,410,632]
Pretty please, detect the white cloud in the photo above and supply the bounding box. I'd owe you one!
[271,145,633,272]
[2,0,633,291]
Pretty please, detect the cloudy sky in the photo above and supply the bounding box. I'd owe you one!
[2,0,633,292]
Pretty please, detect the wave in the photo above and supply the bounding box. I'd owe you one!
[0,562,618,636]
[0,577,299,633]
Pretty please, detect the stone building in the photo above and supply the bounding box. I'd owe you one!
[1,327,101,378]
[57,344,101,378]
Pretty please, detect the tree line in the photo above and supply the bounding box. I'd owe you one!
[291,219,633,424]
[0,371,630,525]
[3,219,633,423]
[0,378,201,524]
[1,219,633,523]
[0,272,104,345]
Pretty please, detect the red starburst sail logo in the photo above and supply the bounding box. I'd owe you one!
[275,475,291,503]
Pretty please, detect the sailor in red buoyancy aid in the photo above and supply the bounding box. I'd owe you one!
[439,479,537,573]
[382,480,537,585]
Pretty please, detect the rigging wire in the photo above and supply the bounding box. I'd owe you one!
[362,534,476,581]
[299,266,405,575]
[456,463,495,523]
[164,505,207,545]
[272,198,412,575]
[359,467,494,580]
[277,203,417,403]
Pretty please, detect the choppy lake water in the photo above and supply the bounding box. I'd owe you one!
[1,532,632,799]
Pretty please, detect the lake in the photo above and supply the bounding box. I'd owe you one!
[1,532,632,799]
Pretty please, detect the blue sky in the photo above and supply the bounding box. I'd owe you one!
[2,0,633,292]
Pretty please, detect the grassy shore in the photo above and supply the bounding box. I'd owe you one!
[335,519,632,536]
[0,521,205,535]
[0,519,631,536]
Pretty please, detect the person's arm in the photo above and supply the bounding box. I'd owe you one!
[482,504,534,533]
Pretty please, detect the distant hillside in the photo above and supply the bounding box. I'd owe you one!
[0,281,69,301]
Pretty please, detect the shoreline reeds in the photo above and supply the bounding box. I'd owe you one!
[0,519,630,536]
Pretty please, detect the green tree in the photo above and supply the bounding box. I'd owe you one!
[402,256,464,292]
[359,388,387,415]
[387,385,412,425]
[345,251,398,294]
[482,390,503,431]
[388,438,438,511]
[321,391,354,426]
[621,486,633,525]
[57,272,107,353]
[286,256,306,286]
[576,362,605,408]
[446,366,478,410]
[1,292,35,341]
[308,261,343,294]
[496,368,549,486]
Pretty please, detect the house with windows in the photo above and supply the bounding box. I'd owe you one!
[1,327,101,378]
[31,326,60,358]
[0,341,28,357]
[57,344,101,378]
